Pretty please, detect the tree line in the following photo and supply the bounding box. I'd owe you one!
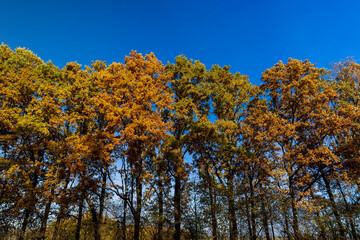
[0,44,359,240]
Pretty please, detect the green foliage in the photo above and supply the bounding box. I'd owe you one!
[0,44,359,240]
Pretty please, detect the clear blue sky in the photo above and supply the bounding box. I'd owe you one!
[1,0,360,85]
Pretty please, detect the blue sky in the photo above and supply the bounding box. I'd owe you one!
[1,0,360,85]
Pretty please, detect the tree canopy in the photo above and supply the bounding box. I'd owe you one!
[0,44,359,240]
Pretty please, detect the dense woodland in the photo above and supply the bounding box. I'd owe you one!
[0,44,359,240]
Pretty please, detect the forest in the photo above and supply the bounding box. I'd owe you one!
[0,44,359,240]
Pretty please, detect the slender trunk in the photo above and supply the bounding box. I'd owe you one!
[289,178,300,240]
[89,200,101,240]
[134,162,143,240]
[194,190,199,240]
[260,194,270,240]
[228,173,238,240]
[53,179,70,240]
[245,194,253,240]
[99,169,107,223]
[19,209,31,240]
[209,192,218,240]
[270,213,275,240]
[75,197,84,240]
[338,182,358,240]
[206,166,218,240]
[122,196,127,240]
[249,177,256,240]
[174,159,181,240]
[19,171,39,240]
[122,161,129,240]
[283,205,291,240]
[39,196,52,240]
[322,175,346,239]
[158,171,164,240]
[129,174,135,240]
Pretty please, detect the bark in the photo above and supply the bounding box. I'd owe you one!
[249,177,256,240]
[122,161,129,240]
[206,165,218,240]
[157,171,164,240]
[19,209,31,240]
[19,171,39,240]
[99,169,107,223]
[134,162,143,240]
[289,178,300,240]
[53,179,70,240]
[39,196,52,240]
[89,200,101,240]
[228,173,238,240]
[75,198,84,240]
[209,183,218,240]
[270,214,276,240]
[194,192,199,240]
[338,182,358,240]
[283,205,291,240]
[174,168,181,240]
[260,194,270,240]
[245,194,253,240]
[322,175,346,239]
[173,131,184,240]
[122,196,127,240]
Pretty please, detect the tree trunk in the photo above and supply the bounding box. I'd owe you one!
[157,171,164,240]
[228,173,238,240]
[206,166,218,240]
[134,164,143,240]
[338,181,358,240]
[53,179,70,240]
[19,209,31,240]
[174,156,182,240]
[283,203,291,240]
[99,169,107,223]
[322,175,346,239]
[75,198,84,240]
[210,193,218,240]
[121,161,129,240]
[270,213,276,240]
[249,177,256,240]
[245,194,253,240]
[19,171,39,240]
[194,190,199,240]
[39,196,52,240]
[89,200,101,240]
[260,191,270,240]
[122,196,127,240]
[289,178,300,240]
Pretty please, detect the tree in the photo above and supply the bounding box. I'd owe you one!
[258,58,350,239]
[207,64,256,240]
[96,51,172,240]
[329,58,360,239]
[0,45,63,240]
[165,55,209,240]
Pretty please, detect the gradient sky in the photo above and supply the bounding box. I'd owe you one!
[1,0,360,85]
